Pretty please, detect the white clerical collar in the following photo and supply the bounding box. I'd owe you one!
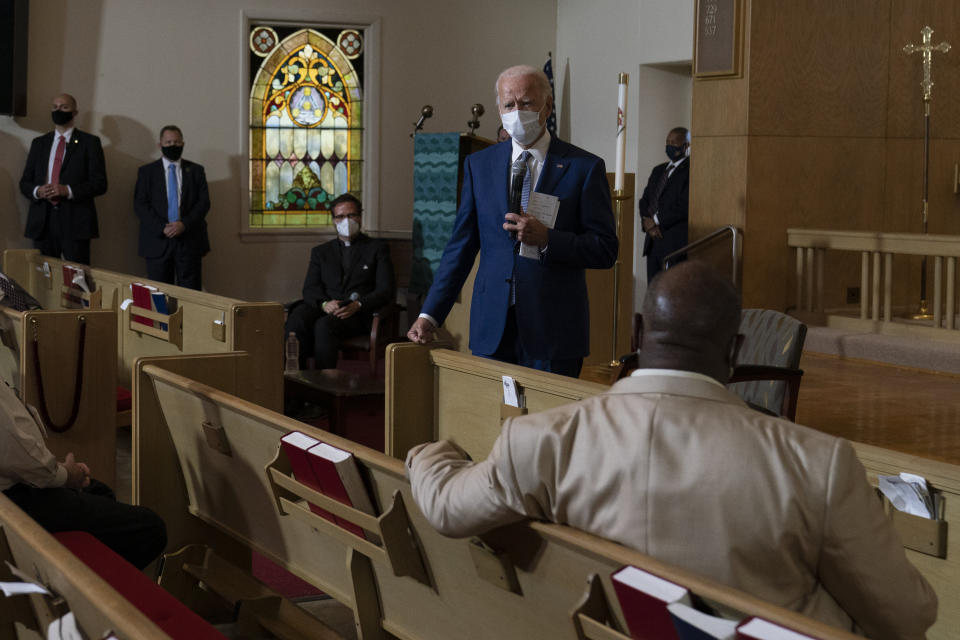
[630,367,723,387]
[511,129,551,164]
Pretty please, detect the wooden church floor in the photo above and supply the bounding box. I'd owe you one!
[797,352,960,465]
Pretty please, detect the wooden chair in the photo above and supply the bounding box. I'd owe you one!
[618,309,806,421]
[339,302,402,376]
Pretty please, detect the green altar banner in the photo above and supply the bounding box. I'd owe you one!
[410,133,462,295]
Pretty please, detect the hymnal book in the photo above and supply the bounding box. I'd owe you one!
[150,290,169,332]
[612,565,692,640]
[735,618,815,640]
[668,602,738,640]
[278,431,336,524]
[131,282,157,327]
[62,265,89,307]
[306,442,381,543]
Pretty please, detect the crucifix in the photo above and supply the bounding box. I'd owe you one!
[903,26,950,318]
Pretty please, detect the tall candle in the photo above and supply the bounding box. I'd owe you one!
[615,72,629,191]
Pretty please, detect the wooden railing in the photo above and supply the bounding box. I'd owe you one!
[788,229,960,333]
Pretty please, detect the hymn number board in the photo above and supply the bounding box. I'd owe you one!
[694,0,743,78]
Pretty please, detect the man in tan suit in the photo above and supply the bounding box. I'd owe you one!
[407,261,936,640]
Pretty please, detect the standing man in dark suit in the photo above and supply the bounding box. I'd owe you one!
[285,194,395,369]
[407,64,618,378]
[19,93,108,265]
[639,127,689,282]
[134,125,210,290]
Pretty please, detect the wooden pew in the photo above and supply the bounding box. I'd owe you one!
[2,249,283,412]
[0,493,170,640]
[385,342,608,459]
[0,305,117,485]
[386,344,959,640]
[136,354,861,640]
[852,442,958,640]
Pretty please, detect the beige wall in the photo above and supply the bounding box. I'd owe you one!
[556,0,693,304]
[0,0,556,302]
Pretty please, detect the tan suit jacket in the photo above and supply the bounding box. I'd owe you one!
[408,373,937,640]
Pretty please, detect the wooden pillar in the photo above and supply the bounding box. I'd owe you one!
[860,251,869,319]
[947,257,956,330]
[883,253,893,322]
[934,256,943,328]
[872,252,881,321]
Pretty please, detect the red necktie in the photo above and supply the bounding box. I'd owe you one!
[50,135,66,204]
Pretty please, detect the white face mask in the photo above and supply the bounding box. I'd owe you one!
[336,217,360,239]
[500,105,545,146]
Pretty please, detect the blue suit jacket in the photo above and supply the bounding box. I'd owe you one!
[422,137,618,359]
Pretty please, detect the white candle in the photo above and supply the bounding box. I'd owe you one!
[615,72,629,191]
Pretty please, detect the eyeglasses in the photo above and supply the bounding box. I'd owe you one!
[332,213,361,221]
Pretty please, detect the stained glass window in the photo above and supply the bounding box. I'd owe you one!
[248,25,364,229]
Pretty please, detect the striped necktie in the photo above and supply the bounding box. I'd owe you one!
[519,150,532,212]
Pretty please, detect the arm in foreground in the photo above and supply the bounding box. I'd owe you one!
[406,435,529,538]
[817,439,937,640]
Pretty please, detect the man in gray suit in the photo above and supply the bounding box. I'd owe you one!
[407,261,936,640]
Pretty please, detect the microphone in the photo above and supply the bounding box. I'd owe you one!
[467,103,484,135]
[508,156,526,239]
[411,105,434,137]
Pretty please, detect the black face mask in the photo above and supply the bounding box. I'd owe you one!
[161,145,183,161]
[51,110,73,126]
[665,145,685,162]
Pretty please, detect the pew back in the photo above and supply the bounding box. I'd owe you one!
[0,306,117,484]
[386,344,959,640]
[852,442,959,640]
[0,493,169,639]
[138,356,861,640]
[3,249,282,411]
[385,343,608,459]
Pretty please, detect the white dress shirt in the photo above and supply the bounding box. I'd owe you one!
[32,128,75,200]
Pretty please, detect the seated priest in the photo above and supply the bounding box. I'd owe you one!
[406,261,937,640]
[285,193,395,369]
[0,380,166,570]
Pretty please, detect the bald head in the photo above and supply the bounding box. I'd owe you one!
[51,94,78,130]
[638,261,741,382]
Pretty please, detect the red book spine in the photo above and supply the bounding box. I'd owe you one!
[306,449,366,538]
[131,283,154,327]
[611,567,685,640]
[279,433,336,524]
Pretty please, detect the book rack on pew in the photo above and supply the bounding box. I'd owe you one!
[125,304,184,349]
[60,285,109,310]
[136,353,862,640]
[266,447,431,587]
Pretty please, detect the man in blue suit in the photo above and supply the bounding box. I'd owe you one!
[408,65,617,377]
[134,125,210,290]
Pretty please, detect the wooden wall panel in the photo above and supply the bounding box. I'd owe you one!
[887,0,960,138]
[748,0,889,137]
[742,136,886,310]
[688,136,748,237]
